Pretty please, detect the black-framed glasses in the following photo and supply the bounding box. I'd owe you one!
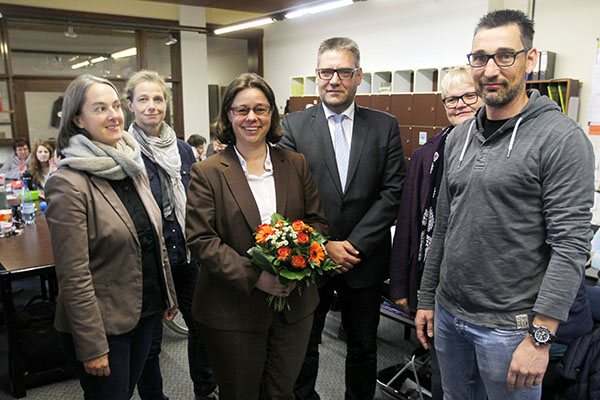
[467,48,529,68]
[317,68,358,80]
[442,92,479,109]
[229,105,272,116]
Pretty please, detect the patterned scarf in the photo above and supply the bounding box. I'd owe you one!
[128,122,187,244]
[58,132,145,180]
[417,126,453,270]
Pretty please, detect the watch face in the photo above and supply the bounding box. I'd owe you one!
[534,328,550,343]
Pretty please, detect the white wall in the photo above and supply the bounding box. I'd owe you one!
[534,0,600,157]
[207,36,248,87]
[179,5,210,141]
[264,0,488,113]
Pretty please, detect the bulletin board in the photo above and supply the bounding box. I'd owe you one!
[589,38,600,134]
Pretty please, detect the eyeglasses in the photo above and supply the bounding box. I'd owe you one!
[317,68,358,80]
[442,92,479,109]
[467,48,529,68]
[229,105,272,116]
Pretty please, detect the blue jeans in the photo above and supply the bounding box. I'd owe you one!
[59,312,162,400]
[434,302,541,400]
[137,261,216,399]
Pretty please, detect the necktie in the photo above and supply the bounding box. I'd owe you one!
[332,114,349,191]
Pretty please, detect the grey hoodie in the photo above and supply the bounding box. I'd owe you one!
[418,90,594,329]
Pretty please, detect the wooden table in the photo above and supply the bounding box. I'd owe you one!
[0,215,66,398]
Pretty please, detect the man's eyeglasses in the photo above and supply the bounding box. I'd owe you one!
[317,68,358,80]
[442,92,479,109]
[467,48,529,68]
[229,105,272,116]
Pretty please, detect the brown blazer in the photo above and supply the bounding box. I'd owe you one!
[45,167,177,361]
[186,146,327,331]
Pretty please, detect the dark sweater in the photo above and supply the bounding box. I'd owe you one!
[109,177,164,317]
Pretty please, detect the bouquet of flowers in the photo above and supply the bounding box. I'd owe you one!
[247,213,340,311]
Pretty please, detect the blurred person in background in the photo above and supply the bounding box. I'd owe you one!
[187,134,207,162]
[0,138,30,180]
[28,140,58,190]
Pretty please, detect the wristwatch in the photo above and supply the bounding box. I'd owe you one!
[528,325,557,346]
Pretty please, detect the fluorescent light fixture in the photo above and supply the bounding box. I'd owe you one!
[214,17,274,35]
[90,56,107,64]
[111,47,137,59]
[71,60,90,69]
[285,0,353,19]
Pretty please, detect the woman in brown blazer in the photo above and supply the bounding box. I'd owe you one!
[45,74,177,400]
[185,73,327,400]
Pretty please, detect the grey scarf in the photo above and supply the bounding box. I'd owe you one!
[58,133,145,180]
[128,122,187,243]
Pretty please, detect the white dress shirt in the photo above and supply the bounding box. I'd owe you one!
[323,102,355,150]
[234,145,277,225]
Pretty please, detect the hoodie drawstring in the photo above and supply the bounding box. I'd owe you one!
[459,117,523,166]
[459,120,476,167]
[507,117,522,158]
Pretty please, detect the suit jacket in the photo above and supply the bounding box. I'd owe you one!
[186,146,327,331]
[280,104,406,289]
[45,167,177,362]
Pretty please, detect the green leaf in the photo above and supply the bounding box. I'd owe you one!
[271,213,286,225]
[280,268,311,281]
[248,247,277,273]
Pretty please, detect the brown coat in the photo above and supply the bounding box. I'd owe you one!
[45,167,177,361]
[186,146,327,331]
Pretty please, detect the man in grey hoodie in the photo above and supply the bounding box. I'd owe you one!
[415,9,594,400]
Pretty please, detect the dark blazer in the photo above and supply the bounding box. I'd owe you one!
[280,104,406,289]
[45,167,177,362]
[185,146,327,331]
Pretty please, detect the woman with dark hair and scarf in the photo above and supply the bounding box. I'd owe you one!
[45,74,178,400]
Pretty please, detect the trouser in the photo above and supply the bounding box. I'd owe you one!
[137,261,216,399]
[434,302,541,400]
[59,312,162,400]
[201,312,313,400]
[294,277,382,400]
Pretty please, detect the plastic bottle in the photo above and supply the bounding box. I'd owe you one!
[0,179,8,210]
[21,178,35,224]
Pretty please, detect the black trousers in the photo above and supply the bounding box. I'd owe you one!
[294,276,382,400]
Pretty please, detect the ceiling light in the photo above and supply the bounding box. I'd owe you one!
[214,17,275,35]
[111,47,137,59]
[71,60,89,69]
[90,56,107,64]
[165,32,178,46]
[64,23,78,39]
[285,0,354,19]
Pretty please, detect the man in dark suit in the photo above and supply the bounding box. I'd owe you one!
[279,37,406,400]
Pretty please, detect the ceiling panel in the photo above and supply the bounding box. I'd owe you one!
[145,0,320,14]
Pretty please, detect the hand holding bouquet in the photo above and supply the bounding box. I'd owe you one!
[248,213,340,311]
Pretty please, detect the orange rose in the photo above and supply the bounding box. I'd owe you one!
[255,224,275,243]
[291,255,307,269]
[277,247,291,261]
[297,232,309,244]
[309,241,325,265]
[292,220,305,232]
